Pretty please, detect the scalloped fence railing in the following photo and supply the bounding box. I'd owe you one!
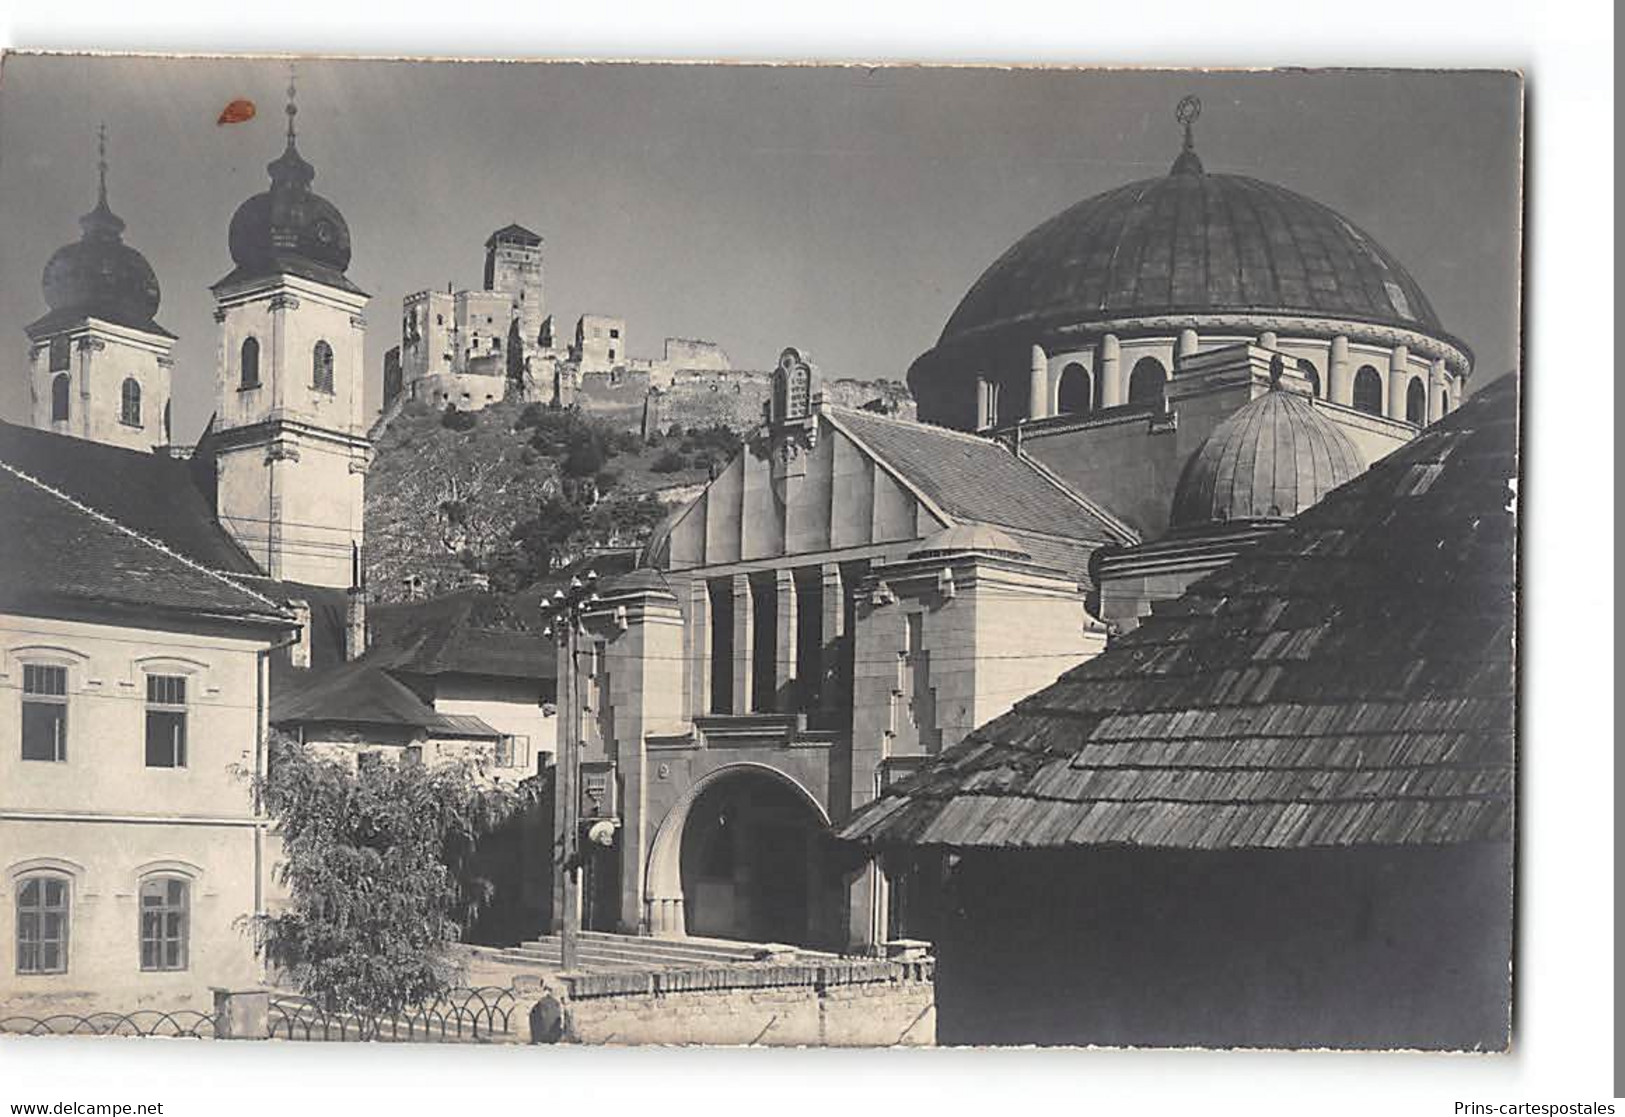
[0,1010,219,1038]
[266,986,522,1042]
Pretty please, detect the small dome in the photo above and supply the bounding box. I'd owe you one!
[39,193,162,332]
[910,522,1032,561]
[1169,385,1364,531]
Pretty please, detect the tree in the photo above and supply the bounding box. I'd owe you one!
[253,735,528,1020]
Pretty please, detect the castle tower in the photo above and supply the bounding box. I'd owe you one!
[483,224,544,358]
[25,126,177,450]
[209,74,370,588]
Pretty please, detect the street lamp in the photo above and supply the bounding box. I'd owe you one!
[541,568,599,972]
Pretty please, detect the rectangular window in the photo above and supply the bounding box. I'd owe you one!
[144,675,187,768]
[139,877,188,972]
[15,876,69,975]
[708,578,734,715]
[750,574,777,714]
[21,664,67,762]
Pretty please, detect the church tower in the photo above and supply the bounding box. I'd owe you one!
[209,75,370,589]
[26,126,176,450]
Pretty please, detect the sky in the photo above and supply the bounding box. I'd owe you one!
[0,57,1521,442]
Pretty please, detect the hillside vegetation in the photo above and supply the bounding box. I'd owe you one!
[365,398,740,602]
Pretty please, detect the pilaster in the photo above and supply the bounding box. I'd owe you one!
[1100,333,1123,406]
[731,572,753,715]
[1329,334,1352,405]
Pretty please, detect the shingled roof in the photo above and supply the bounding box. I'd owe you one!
[0,460,291,627]
[838,373,1519,852]
[830,407,1138,553]
[0,421,260,575]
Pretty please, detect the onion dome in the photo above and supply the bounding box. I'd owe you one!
[218,74,361,294]
[936,99,1444,349]
[32,126,167,337]
[1169,379,1363,532]
[910,522,1033,561]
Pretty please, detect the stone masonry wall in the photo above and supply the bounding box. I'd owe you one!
[550,958,936,1046]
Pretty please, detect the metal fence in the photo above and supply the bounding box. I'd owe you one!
[0,1009,217,1038]
[267,986,522,1042]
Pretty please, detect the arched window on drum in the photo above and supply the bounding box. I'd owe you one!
[1127,357,1167,410]
[1405,376,1427,425]
[1352,365,1384,416]
[1056,362,1094,415]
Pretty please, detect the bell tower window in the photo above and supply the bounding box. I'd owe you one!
[50,374,71,422]
[240,337,261,389]
[120,378,142,427]
[312,340,335,394]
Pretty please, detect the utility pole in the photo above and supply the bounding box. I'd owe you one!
[543,569,598,973]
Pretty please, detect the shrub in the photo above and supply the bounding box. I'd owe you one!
[252,735,527,1019]
[441,405,478,431]
[650,449,688,473]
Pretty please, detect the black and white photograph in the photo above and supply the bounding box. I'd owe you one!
[0,8,1610,1111]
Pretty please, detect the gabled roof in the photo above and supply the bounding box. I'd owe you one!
[0,421,260,575]
[839,374,1518,852]
[269,652,501,738]
[830,407,1138,550]
[0,460,291,627]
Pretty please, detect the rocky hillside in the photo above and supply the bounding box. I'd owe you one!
[364,398,739,603]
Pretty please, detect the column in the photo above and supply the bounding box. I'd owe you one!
[1329,335,1351,405]
[821,562,845,717]
[974,375,991,429]
[1028,344,1049,421]
[1099,334,1123,407]
[1176,328,1199,367]
[774,568,798,713]
[731,572,753,715]
[685,580,710,723]
[1387,344,1410,420]
[1428,358,1447,424]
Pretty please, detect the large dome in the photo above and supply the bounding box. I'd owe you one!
[36,194,164,335]
[940,160,1442,347]
[1170,383,1363,531]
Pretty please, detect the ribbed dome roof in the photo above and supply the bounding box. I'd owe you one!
[36,169,164,336]
[940,156,1442,347]
[1169,385,1363,531]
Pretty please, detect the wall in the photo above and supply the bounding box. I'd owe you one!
[0,613,272,1014]
[29,320,175,451]
[431,673,556,769]
[216,429,365,589]
[551,957,935,1046]
[929,844,1513,1050]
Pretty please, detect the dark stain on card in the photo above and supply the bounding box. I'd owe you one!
[218,99,257,125]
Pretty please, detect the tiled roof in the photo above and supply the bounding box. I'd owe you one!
[0,421,260,574]
[839,373,1518,851]
[0,460,291,625]
[831,408,1137,551]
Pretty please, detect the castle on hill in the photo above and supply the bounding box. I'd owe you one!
[382,226,915,434]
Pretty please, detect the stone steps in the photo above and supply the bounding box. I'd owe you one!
[492,931,830,972]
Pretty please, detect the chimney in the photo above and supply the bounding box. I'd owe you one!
[288,599,312,669]
[345,543,368,662]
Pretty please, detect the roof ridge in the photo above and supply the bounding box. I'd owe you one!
[825,404,1001,448]
[0,457,290,619]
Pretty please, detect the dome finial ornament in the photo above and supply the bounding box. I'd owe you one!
[1171,95,1205,176]
[95,122,109,207]
[285,60,298,147]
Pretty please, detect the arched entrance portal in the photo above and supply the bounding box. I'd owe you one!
[645,764,840,949]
